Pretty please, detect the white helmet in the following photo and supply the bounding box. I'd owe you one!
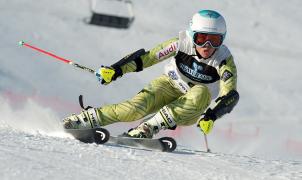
[188,10,227,43]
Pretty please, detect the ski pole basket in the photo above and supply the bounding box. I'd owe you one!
[88,0,135,29]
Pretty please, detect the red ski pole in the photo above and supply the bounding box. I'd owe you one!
[18,40,96,74]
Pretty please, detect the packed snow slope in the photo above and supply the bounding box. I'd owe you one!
[0,0,302,179]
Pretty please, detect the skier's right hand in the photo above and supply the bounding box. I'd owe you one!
[95,66,118,85]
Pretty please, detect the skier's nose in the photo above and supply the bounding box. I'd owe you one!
[203,42,212,48]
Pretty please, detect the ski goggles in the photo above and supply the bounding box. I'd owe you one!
[192,32,224,48]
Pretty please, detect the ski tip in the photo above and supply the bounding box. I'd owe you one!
[18,40,25,46]
[94,128,110,144]
[159,137,177,152]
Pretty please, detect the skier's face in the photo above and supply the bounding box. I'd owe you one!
[195,43,216,59]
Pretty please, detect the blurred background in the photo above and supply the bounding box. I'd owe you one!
[0,0,301,161]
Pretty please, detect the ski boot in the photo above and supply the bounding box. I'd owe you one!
[63,108,101,129]
[127,106,177,138]
[127,122,159,138]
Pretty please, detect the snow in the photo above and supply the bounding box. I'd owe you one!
[1,128,301,180]
[0,0,302,179]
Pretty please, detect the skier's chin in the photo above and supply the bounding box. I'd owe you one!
[202,51,211,58]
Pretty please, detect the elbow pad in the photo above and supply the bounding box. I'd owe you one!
[205,90,239,121]
[111,49,146,77]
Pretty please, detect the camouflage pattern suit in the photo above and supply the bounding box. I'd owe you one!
[94,30,237,128]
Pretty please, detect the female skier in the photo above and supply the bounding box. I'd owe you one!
[63,9,239,138]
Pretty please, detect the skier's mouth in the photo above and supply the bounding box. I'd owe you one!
[203,49,211,53]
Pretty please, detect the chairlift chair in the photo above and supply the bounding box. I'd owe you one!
[88,0,135,29]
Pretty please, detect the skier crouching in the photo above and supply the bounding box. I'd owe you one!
[63,10,239,138]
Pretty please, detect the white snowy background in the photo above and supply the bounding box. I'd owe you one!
[0,0,302,179]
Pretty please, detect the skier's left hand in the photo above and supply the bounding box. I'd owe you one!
[198,118,214,135]
[197,108,216,134]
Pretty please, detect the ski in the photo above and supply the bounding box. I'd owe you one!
[109,135,177,152]
[64,128,177,152]
[64,128,110,144]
